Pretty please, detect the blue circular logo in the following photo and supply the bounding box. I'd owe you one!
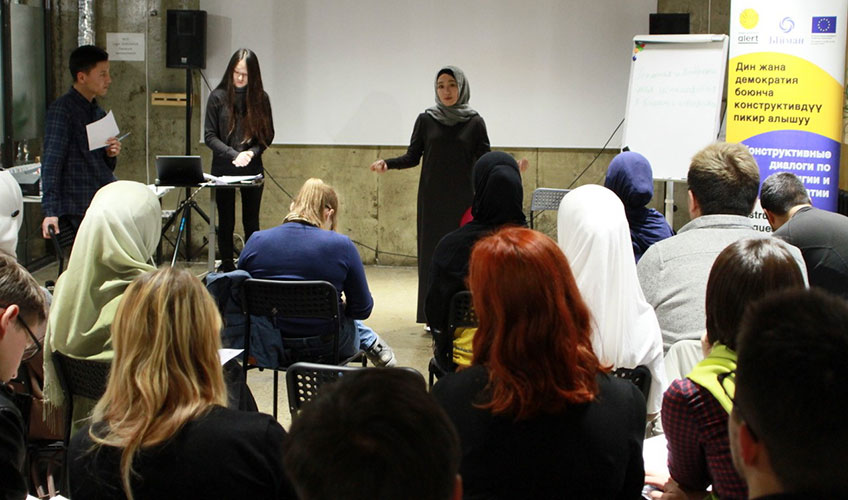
[780,17,795,33]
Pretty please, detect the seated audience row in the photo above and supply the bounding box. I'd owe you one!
[5,161,844,499]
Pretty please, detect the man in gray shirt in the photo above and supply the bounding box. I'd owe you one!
[637,142,806,352]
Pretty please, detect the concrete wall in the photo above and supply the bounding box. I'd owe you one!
[198,145,617,266]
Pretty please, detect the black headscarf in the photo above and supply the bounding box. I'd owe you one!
[470,151,526,226]
[424,151,525,334]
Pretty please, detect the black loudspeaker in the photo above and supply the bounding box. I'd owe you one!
[166,10,207,69]
[649,13,690,35]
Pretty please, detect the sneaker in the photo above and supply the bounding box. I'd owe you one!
[365,335,397,367]
[217,259,236,273]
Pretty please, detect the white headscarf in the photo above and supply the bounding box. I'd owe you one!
[0,170,23,258]
[43,181,161,412]
[557,184,666,414]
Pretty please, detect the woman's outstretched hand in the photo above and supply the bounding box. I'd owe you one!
[370,159,388,173]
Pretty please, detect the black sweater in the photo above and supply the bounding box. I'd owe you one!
[433,366,647,500]
[204,87,274,177]
[69,405,294,499]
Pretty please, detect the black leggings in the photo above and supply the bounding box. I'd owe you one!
[216,184,264,262]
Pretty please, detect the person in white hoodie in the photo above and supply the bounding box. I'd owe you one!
[557,184,667,418]
[0,170,23,258]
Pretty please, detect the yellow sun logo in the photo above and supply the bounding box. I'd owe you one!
[740,9,759,29]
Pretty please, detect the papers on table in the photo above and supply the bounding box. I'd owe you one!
[86,111,121,151]
[219,348,243,365]
[147,184,174,199]
[643,434,669,477]
[203,173,263,185]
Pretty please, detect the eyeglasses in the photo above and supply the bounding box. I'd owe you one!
[718,370,758,440]
[18,315,42,362]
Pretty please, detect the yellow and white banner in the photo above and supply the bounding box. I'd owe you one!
[727,0,847,211]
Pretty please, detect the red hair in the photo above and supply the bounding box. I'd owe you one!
[469,227,602,420]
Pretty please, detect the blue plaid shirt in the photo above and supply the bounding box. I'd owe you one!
[41,87,117,218]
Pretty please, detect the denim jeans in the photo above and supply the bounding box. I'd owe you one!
[280,318,377,364]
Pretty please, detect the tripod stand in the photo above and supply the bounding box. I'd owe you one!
[161,184,210,266]
[159,66,211,266]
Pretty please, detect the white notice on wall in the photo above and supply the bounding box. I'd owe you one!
[106,32,145,61]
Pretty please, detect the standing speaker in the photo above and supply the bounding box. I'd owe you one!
[649,13,690,35]
[166,10,207,69]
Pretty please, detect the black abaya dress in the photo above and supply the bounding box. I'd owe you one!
[385,112,490,323]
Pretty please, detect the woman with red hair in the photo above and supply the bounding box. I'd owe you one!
[433,227,647,499]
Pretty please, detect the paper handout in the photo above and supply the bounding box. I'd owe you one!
[219,348,244,366]
[86,110,120,151]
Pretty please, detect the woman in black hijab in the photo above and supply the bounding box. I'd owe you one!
[425,151,525,371]
[370,66,491,324]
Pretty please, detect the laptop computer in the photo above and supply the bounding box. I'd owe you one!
[155,155,205,186]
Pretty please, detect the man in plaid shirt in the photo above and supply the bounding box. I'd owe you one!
[40,45,122,239]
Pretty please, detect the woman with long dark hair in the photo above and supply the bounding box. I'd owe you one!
[433,227,646,499]
[370,66,490,324]
[205,48,274,272]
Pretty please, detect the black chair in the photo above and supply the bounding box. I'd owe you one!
[50,352,111,448]
[286,362,426,418]
[285,362,365,417]
[428,290,477,389]
[46,223,77,279]
[241,279,365,418]
[611,365,652,402]
[529,187,570,229]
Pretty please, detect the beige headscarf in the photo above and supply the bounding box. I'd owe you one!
[43,181,161,414]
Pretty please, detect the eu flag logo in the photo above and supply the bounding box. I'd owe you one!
[812,16,836,33]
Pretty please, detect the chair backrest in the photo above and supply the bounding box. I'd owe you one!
[47,223,77,277]
[241,279,342,366]
[286,361,364,417]
[51,352,111,402]
[530,188,571,212]
[431,291,478,378]
[448,290,477,331]
[611,365,652,402]
[51,351,111,446]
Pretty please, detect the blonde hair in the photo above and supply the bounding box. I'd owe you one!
[283,178,339,230]
[89,267,227,499]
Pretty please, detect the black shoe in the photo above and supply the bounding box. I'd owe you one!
[217,260,236,273]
